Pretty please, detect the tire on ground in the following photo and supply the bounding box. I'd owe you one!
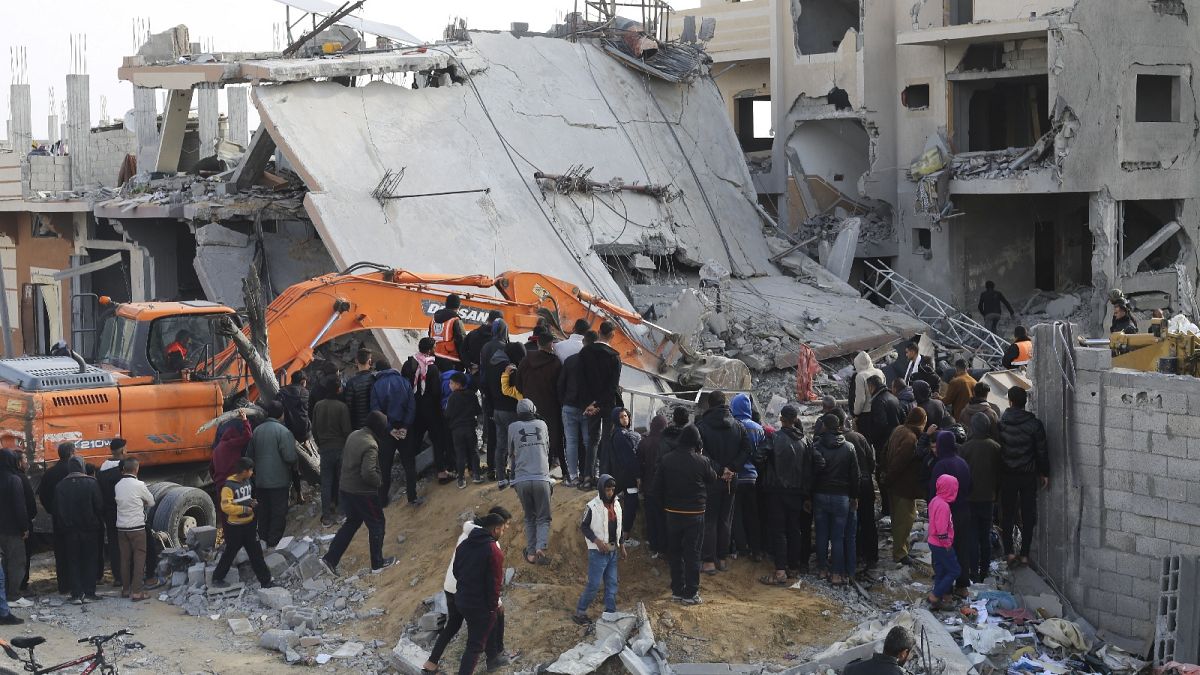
[151,484,216,547]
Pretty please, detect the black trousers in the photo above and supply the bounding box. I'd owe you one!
[213,521,271,585]
[52,530,69,593]
[255,486,289,547]
[324,492,386,569]
[482,397,496,473]
[767,493,811,572]
[643,494,666,554]
[969,500,994,580]
[105,517,121,584]
[585,408,615,477]
[412,407,452,474]
[732,482,762,555]
[665,512,704,599]
[378,432,398,504]
[63,529,98,599]
[429,592,504,665]
[453,428,481,478]
[951,502,972,589]
[702,483,736,563]
[620,491,639,538]
[458,606,498,675]
[1000,473,1038,558]
[856,485,879,566]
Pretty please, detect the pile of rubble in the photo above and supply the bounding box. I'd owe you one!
[1017,286,1093,324]
[152,525,392,669]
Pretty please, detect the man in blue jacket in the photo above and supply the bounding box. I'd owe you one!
[370,358,419,507]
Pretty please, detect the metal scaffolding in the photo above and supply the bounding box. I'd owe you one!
[860,260,1011,366]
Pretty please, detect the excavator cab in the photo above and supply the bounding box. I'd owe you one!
[95,300,237,381]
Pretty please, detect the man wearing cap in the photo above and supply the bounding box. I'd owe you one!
[652,424,717,605]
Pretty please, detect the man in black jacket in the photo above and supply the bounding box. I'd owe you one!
[860,376,904,519]
[811,415,859,586]
[653,424,717,605]
[578,321,623,479]
[558,331,596,488]
[694,391,752,574]
[760,406,822,584]
[0,449,31,606]
[453,512,509,675]
[55,458,104,604]
[37,442,75,594]
[997,386,1049,567]
[344,348,376,431]
[97,439,128,587]
[845,626,915,675]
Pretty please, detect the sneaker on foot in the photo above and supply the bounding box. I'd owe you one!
[372,557,397,573]
[260,580,275,589]
[69,596,84,605]
[670,594,682,602]
[458,477,467,489]
[408,497,426,507]
[681,595,703,606]
[486,653,512,672]
[10,597,33,608]
[497,480,508,490]
[83,594,100,603]
[211,579,231,589]
[0,613,23,625]
[571,613,592,626]
[473,473,485,484]
[319,557,339,577]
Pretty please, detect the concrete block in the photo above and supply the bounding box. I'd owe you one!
[1152,476,1189,502]
[257,586,293,610]
[1115,593,1152,621]
[265,552,290,578]
[1129,497,1168,519]
[297,553,325,580]
[619,647,656,675]
[281,605,320,629]
[170,570,188,587]
[1168,457,1200,481]
[187,562,206,586]
[1083,546,1118,572]
[1098,571,1133,595]
[1153,432,1190,458]
[389,637,430,675]
[1080,526,1102,548]
[1158,519,1193,543]
[1122,512,1157,535]
[418,612,445,631]
[1087,588,1117,613]
[1073,423,1101,447]
[274,536,294,551]
[1074,347,1112,371]
[1172,501,1200,526]
[259,628,298,652]
[1107,530,1137,553]
[228,617,255,635]
[1186,437,1200,460]
[1167,415,1200,438]
[1115,551,1153,577]
[1077,443,1102,466]
[333,641,365,659]
[1137,536,1173,558]
[282,539,314,563]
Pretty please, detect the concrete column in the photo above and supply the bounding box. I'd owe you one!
[1089,189,1119,336]
[9,85,31,153]
[60,122,68,144]
[132,85,159,170]
[66,74,91,188]
[226,86,249,148]
[47,115,59,144]
[197,83,219,159]
[155,88,194,173]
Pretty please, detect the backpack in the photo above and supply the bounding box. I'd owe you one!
[277,387,311,441]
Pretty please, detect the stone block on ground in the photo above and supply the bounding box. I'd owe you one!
[297,553,325,580]
[259,629,298,652]
[282,605,320,630]
[265,552,290,578]
[185,525,218,551]
[417,611,445,631]
[283,539,314,563]
[389,636,430,675]
[333,641,365,659]
[207,581,244,598]
[257,586,294,610]
[228,617,254,636]
[187,563,206,586]
[619,647,657,675]
[274,536,294,551]
[170,571,187,587]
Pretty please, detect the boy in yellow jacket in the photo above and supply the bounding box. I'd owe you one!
[211,458,274,588]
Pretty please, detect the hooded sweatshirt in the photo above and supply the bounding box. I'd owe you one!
[912,380,945,432]
[509,399,551,484]
[578,340,622,410]
[511,348,562,418]
[927,474,958,549]
[959,412,1002,503]
[637,415,668,497]
[580,474,623,549]
[812,431,860,498]
[730,394,764,485]
[609,408,642,492]
[957,398,1000,439]
[851,352,885,416]
[885,408,927,501]
[929,431,972,502]
[453,525,504,612]
[479,319,510,378]
[370,368,416,431]
[894,385,916,416]
[487,345,521,413]
[695,404,752,476]
[0,449,30,535]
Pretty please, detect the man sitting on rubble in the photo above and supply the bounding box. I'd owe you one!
[845,626,915,675]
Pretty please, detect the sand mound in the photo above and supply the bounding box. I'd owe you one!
[330,480,854,668]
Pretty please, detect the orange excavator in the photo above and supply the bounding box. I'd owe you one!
[0,263,745,543]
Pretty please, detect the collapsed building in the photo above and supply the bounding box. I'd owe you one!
[674,0,1200,337]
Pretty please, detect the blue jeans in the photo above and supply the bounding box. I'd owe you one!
[0,556,10,617]
[561,405,588,480]
[842,506,857,577]
[812,493,849,576]
[575,549,619,614]
[931,544,960,599]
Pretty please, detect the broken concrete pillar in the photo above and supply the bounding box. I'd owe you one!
[197,83,219,159]
[1088,189,1119,336]
[155,88,194,172]
[133,85,159,170]
[226,85,249,147]
[66,74,90,187]
[9,84,31,155]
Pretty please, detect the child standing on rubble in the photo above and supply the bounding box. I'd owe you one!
[927,470,960,610]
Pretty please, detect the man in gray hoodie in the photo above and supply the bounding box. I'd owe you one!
[509,399,553,565]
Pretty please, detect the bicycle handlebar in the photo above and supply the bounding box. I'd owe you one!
[77,629,131,645]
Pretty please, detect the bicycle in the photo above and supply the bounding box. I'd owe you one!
[1,629,133,675]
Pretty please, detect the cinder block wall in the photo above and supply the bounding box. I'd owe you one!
[1034,335,1200,643]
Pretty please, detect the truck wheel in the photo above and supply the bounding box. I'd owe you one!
[152,485,216,547]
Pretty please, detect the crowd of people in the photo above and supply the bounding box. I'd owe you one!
[0,293,1053,672]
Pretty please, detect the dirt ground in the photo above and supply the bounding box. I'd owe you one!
[2,478,915,674]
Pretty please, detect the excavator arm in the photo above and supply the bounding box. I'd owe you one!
[206,263,744,401]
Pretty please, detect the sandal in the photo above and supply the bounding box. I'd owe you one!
[131,593,148,602]
[759,574,789,587]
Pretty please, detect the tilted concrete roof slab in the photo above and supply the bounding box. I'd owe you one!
[239,50,450,82]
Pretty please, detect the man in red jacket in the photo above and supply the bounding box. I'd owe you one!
[452,513,509,675]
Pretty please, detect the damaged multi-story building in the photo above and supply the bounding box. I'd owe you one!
[675,0,1200,335]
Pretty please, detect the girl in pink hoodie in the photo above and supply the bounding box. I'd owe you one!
[927,474,961,608]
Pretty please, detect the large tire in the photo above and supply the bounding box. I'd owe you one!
[151,484,216,547]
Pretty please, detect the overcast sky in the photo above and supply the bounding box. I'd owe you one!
[1,0,701,140]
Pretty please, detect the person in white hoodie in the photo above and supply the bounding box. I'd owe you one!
[850,352,885,418]
[423,507,513,674]
[112,458,154,601]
